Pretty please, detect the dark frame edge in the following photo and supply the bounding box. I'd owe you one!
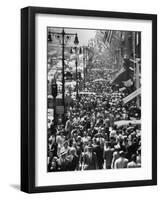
[21,7,35,193]
[152,14,157,186]
[23,6,157,20]
[21,7,29,193]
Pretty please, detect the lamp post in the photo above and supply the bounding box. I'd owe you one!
[75,59,78,99]
[48,28,79,123]
[51,77,58,125]
[132,32,141,107]
[82,46,89,90]
[70,46,89,96]
[70,46,82,99]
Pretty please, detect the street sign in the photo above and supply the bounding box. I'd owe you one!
[65,96,72,104]
[56,106,64,115]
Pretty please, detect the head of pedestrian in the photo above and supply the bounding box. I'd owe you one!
[63,140,69,148]
[83,131,88,137]
[87,144,93,152]
[106,141,111,148]
[131,154,137,162]
[119,150,125,158]
[70,147,76,156]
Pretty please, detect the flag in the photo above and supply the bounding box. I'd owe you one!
[123,79,133,87]
[103,30,113,44]
[135,32,141,58]
[123,88,141,104]
[136,32,139,45]
[121,32,125,41]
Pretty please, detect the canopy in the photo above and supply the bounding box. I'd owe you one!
[114,120,141,128]
[92,78,107,82]
[79,91,96,95]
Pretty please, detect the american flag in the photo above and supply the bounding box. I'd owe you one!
[103,30,113,44]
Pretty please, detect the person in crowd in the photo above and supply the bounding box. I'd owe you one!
[56,130,65,157]
[114,151,128,169]
[50,119,57,136]
[61,140,70,156]
[48,135,58,158]
[48,151,54,172]
[65,116,73,139]
[82,145,98,170]
[136,148,141,167]
[57,149,70,171]
[93,141,104,169]
[49,157,59,172]
[127,154,138,168]
[67,147,79,171]
[127,138,139,160]
[104,141,115,169]
[47,81,141,172]
[111,151,120,169]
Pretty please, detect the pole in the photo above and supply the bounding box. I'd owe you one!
[135,32,140,107]
[83,47,86,90]
[132,32,140,107]
[53,96,56,125]
[75,58,78,99]
[83,56,85,89]
[62,29,65,122]
[49,29,78,124]
[51,78,57,127]
[132,32,136,82]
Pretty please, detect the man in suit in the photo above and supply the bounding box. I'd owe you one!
[93,141,104,169]
[67,147,79,171]
[83,145,98,170]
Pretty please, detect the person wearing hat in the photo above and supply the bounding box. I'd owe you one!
[60,140,70,156]
[67,147,79,171]
[57,149,70,171]
[49,157,59,172]
[56,133,65,157]
[126,137,138,160]
[65,116,73,139]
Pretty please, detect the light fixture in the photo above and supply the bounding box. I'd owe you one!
[74,34,79,45]
[48,31,52,42]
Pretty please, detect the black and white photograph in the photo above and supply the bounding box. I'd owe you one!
[20,6,157,193]
[47,27,141,173]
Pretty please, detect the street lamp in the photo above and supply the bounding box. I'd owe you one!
[75,59,79,99]
[51,77,58,125]
[70,46,82,99]
[48,28,79,123]
[81,46,89,89]
[74,34,79,45]
[70,45,89,95]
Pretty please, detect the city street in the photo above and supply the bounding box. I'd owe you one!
[47,28,141,172]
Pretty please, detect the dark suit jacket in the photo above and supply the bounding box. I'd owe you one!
[83,152,98,170]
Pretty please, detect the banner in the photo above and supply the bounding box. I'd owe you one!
[123,88,141,104]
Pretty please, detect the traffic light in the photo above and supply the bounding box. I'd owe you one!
[51,79,58,97]
[65,72,72,80]
[77,72,82,80]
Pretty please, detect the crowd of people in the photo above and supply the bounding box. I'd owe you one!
[47,83,141,172]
